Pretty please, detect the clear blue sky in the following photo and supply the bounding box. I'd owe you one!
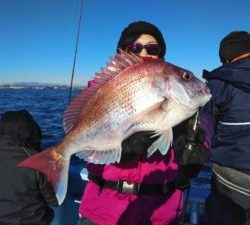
[1,0,250,86]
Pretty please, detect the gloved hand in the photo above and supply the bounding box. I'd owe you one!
[173,128,210,165]
[172,164,203,189]
[173,117,210,181]
[121,131,160,161]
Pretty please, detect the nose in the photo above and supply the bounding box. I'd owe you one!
[139,48,148,57]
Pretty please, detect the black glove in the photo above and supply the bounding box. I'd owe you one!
[173,128,210,165]
[171,132,210,189]
[180,144,210,179]
[121,131,160,161]
[172,164,203,189]
[173,117,210,181]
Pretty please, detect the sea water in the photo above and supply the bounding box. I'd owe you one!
[0,88,81,147]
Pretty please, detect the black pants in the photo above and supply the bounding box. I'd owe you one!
[77,216,183,225]
[77,217,97,225]
[206,178,250,225]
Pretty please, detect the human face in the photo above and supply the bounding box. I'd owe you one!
[128,34,161,59]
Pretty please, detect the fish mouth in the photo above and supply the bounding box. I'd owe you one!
[200,85,210,95]
[199,91,212,107]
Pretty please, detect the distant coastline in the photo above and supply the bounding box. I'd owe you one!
[0,82,84,90]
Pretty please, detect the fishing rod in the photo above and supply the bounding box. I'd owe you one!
[68,0,84,105]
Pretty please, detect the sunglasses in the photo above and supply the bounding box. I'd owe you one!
[126,43,161,56]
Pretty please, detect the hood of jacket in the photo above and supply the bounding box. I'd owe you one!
[0,110,41,150]
[203,57,250,92]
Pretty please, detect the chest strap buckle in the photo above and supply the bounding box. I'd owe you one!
[117,180,140,194]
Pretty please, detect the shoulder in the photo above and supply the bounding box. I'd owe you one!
[207,79,229,96]
[206,79,234,107]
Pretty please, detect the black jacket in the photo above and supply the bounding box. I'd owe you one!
[203,57,250,170]
[0,110,58,225]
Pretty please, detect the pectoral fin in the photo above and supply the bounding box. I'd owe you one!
[147,129,173,157]
[123,100,170,138]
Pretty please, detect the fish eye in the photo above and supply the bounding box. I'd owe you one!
[182,71,192,80]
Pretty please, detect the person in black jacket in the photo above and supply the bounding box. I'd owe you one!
[203,31,250,225]
[0,110,58,225]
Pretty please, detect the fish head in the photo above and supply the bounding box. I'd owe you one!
[162,62,211,112]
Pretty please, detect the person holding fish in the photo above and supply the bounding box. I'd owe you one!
[203,31,250,225]
[17,21,210,225]
[0,110,58,225]
[75,21,211,225]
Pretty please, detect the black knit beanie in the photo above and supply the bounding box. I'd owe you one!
[219,31,250,63]
[117,21,166,58]
[0,110,42,150]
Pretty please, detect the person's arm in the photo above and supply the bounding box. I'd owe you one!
[38,172,59,207]
[201,79,233,145]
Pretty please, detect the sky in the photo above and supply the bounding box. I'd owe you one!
[1,0,250,86]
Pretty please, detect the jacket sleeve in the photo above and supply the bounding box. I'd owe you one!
[38,172,59,207]
[206,79,233,120]
[202,79,233,143]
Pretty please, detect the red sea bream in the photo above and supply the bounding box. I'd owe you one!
[19,51,211,205]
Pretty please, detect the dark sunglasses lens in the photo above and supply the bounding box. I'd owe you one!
[127,43,143,54]
[145,44,161,56]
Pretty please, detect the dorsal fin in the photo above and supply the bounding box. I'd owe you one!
[63,50,143,134]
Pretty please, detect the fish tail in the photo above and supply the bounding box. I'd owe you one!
[18,145,70,205]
